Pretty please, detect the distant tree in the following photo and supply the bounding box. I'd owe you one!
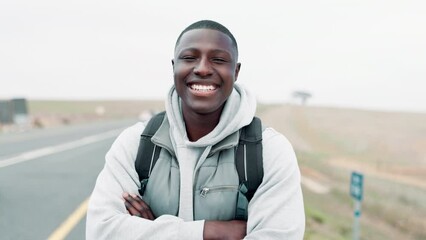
[292,91,312,105]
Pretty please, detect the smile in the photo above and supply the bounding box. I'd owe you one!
[189,84,218,92]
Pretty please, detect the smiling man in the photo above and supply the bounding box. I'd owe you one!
[86,20,305,240]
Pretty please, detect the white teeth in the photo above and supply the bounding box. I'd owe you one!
[190,84,216,91]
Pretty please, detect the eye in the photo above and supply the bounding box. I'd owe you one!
[211,58,227,64]
[180,55,196,62]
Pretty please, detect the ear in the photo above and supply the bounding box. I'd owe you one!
[171,59,175,69]
[234,63,241,82]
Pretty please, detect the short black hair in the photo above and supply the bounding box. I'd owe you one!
[175,20,238,57]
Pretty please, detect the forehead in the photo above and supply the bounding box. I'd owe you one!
[175,29,236,55]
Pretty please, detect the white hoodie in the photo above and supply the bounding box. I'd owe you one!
[86,84,305,239]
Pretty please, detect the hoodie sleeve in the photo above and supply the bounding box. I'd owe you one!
[86,122,205,240]
[245,128,306,240]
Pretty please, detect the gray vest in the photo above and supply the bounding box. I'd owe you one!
[142,117,241,220]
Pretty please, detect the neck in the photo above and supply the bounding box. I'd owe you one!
[182,107,223,142]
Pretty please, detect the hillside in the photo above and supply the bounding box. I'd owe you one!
[260,104,426,240]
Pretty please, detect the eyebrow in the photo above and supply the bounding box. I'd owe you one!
[178,48,233,57]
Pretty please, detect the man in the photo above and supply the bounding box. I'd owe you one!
[86,20,305,239]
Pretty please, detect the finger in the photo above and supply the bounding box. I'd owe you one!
[130,195,155,220]
[125,195,144,211]
[145,208,155,220]
[140,207,155,220]
[122,192,132,200]
[132,194,150,210]
[124,201,139,216]
[127,194,145,210]
[133,195,155,220]
[124,194,155,220]
[122,193,155,220]
[122,192,133,205]
[123,193,145,217]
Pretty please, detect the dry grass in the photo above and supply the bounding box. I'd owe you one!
[26,100,165,128]
[259,104,426,240]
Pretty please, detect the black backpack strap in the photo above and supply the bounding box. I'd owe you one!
[235,116,263,220]
[236,116,263,200]
[135,111,165,196]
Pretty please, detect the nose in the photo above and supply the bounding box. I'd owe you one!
[193,58,213,76]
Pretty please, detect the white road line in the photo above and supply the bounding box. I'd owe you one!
[0,128,123,168]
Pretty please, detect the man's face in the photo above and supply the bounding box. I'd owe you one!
[172,29,240,115]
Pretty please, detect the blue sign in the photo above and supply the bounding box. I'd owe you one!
[350,172,364,201]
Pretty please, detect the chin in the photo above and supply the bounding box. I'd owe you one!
[189,102,223,115]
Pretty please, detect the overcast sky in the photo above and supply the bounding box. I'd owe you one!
[1,0,425,113]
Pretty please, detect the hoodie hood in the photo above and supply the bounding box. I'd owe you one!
[165,83,257,148]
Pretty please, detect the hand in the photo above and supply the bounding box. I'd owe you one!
[122,192,155,220]
[203,220,247,240]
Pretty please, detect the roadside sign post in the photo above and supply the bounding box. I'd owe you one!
[350,172,364,240]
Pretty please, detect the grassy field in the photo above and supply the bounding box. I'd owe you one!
[10,100,426,239]
[260,104,426,240]
[26,100,165,127]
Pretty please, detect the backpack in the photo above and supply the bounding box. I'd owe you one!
[135,111,263,220]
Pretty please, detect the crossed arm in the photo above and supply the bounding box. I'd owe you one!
[122,192,247,240]
[87,124,304,240]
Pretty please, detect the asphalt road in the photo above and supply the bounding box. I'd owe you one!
[0,119,138,240]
